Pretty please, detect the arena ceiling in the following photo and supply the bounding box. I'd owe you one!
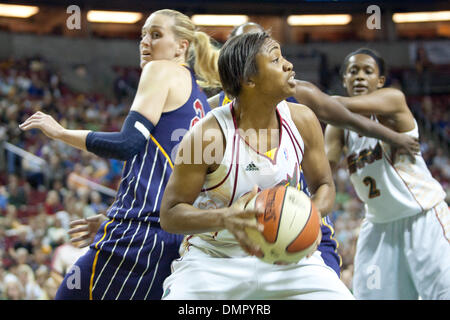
[4,0,450,15]
[1,0,448,40]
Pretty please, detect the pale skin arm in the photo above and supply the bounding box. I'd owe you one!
[288,103,336,217]
[293,81,420,157]
[18,60,172,151]
[159,115,264,256]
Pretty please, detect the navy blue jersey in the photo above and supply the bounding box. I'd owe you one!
[107,67,210,224]
[299,169,342,276]
[285,96,299,104]
[55,67,211,300]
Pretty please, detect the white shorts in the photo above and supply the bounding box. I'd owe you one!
[162,246,354,300]
[353,201,450,300]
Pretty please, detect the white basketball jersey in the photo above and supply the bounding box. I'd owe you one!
[185,101,306,257]
[344,117,446,223]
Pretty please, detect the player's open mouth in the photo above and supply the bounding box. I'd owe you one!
[287,72,296,87]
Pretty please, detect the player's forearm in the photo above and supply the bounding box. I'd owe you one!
[58,129,91,152]
[347,114,401,145]
[310,182,336,217]
[160,203,227,234]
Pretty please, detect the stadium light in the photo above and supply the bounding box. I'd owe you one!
[191,15,249,26]
[287,14,352,26]
[393,11,450,23]
[87,10,143,24]
[0,3,39,18]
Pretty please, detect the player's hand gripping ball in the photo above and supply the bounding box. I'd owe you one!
[245,185,321,264]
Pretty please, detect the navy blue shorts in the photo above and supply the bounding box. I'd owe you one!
[55,218,183,300]
[318,220,341,277]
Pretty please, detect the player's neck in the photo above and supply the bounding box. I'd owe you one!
[233,97,279,132]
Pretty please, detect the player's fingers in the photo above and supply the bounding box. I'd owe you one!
[68,225,89,234]
[238,185,259,207]
[235,230,260,255]
[18,120,40,130]
[75,240,93,249]
[70,233,89,243]
[85,215,102,222]
[69,219,88,227]
[406,149,417,164]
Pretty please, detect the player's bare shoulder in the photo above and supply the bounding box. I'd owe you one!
[286,101,324,147]
[286,102,320,130]
[141,60,189,84]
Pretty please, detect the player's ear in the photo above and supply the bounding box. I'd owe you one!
[377,76,386,88]
[244,76,256,89]
[176,39,189,58]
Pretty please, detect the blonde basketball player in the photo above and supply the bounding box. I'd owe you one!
[324,48,450,300]
[159,32,354,299]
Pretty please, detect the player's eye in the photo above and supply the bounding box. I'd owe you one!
[151,32,161,39]
[272,57,279,63]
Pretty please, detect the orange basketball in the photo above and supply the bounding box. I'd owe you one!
[245,185,321,264]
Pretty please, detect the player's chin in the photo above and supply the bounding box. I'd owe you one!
[140,59,152,69]
[284,84,296,97]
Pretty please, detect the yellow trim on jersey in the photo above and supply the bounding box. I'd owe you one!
[149,134,174,169]
[89,218,115,300]
[321,217,343,269]
[264,148,278,161]
[222,94,233,106]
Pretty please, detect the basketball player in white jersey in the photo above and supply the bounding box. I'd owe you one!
[159,32,354,299]
[324,48,450,300]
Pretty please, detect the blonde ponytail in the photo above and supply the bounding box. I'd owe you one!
[191,31,221,89]
[154,9,221,89]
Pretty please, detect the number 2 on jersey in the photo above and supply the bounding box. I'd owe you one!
[363,176,381,199]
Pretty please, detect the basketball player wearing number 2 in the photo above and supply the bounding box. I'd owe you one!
[159,32,354,299]
[325,48,450,300]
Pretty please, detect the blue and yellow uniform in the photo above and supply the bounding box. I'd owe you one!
[218,91,341,277]
[55,67,211,300]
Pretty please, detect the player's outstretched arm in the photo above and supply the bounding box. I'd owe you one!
[293,81,419,159]
[289,103,335,217]
[19,61,172,160]
[333,87,407,116]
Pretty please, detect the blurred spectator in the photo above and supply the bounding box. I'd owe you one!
[415,44,433,95]
[0,186,8,210]
[2,274,25,300]
[89,191,107,215]
[50,237,88,287]
[17,263,44,299]
[6,174,27,208]
[43,190,63,215]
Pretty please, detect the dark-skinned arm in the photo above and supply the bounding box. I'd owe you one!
[288,103,336,217]
[160,115,264,255]
[293,81,420,158]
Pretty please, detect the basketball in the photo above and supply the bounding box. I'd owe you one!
[245,185,321,264]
